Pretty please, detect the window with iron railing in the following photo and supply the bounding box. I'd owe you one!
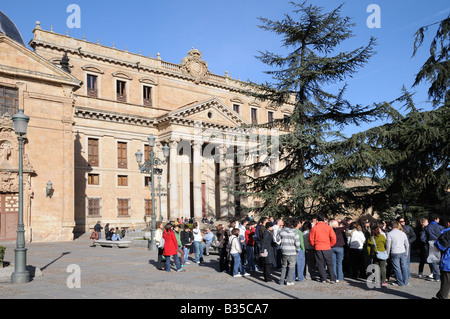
[87,197,102,217]
[0,86,18,117]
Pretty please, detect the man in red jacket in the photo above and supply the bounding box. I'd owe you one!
[309,214,337,283]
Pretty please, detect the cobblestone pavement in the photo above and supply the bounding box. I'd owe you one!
[0,237,442,300]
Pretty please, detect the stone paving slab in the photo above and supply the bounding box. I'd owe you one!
[0,237,443,300]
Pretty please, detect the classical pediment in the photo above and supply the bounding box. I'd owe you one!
[0,35,81,88]
[157,97,248,129]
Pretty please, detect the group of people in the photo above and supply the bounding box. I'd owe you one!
[154,221,216,272]
[89,212,450,299]
[90,222,125,245]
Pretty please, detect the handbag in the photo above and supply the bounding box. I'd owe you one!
[372,236,388,260]
[427,240,440,263]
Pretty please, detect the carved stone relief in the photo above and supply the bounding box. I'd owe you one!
[0,114,34,194]
[180,48,210,84]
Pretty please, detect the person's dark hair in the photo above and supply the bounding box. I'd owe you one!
[371,225,380,236]
[232,228,240,236]
[165,223,173,232]
[316,214,326,222]
[429,213,439,221]
[302,221,312,231]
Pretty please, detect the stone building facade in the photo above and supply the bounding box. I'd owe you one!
[0,14,293,241]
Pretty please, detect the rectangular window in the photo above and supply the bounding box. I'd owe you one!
[116,80,126,102]
[251,108,258,124]
[144,144,151,162]
[233,104,240,114]
[87,74,98,97]
[143,86,152,107]
[0,86,19,116]
[144,176,151,187]
[268,111,274,122]
[145,199,153,216]
[88,173,100,185]
[118,175,128,186]
[117,198,130,216]
[117,142,127,169]
[87,198,101,217]
[88,138,99,167]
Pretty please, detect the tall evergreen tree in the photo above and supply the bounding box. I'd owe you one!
[413,15,450,105]
[328,15,450,216]
[237,1,389,218]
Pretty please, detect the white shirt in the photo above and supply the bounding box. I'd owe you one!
[193,226,203,242]
[347,229,366,249]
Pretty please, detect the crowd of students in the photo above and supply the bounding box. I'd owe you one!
[90,212,449,299]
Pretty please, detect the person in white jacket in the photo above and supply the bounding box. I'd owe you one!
[347,222,367,279]
[192,222,204,264]
[229,228,250,277]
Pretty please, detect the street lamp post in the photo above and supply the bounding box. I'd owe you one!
[11,109,30,284]
[156,175,169,222]
[135,135,169,252]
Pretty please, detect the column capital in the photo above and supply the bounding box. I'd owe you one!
[192,139,202,150]
[169,137,180,148]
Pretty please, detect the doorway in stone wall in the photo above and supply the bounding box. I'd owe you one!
[0,194,18,241]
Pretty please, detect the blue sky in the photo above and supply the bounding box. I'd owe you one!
[2,0,449,135]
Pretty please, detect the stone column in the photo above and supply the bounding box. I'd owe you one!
[192,140,202,219]
[169,139,179,219]
[180,148,190,219]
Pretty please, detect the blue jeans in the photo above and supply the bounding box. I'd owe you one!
[294,251,306,281]
[165,254,182,272]
[232,253,246,276]
[194,241,203,263]
[331,246,344,281]
[430,261,440,280]
[183,247,190,264]
[246,245,256,271]
[391,252,409,286]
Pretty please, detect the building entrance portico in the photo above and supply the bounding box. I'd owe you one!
[155,97,251,222]
[164,137,237,222]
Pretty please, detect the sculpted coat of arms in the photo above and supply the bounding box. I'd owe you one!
[180,48,210,84]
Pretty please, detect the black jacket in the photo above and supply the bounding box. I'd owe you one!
[260,230,276,264]
[180,230,193,247]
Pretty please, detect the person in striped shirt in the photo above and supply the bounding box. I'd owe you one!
[277,218,301,285]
